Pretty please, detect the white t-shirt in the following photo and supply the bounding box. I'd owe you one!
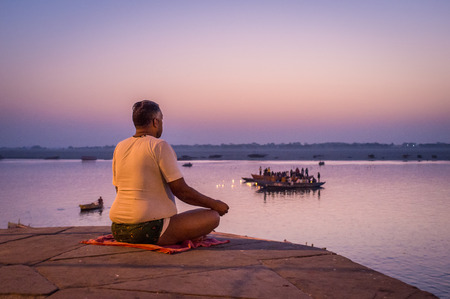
[109,136,183,224]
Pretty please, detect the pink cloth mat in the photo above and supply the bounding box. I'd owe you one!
[81,234,229,254]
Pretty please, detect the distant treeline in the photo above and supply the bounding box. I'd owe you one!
[0,145,117,150]
[173,142,450,149]
[1,142,449,151]
[0,145,116,160]
[1,142,449,160]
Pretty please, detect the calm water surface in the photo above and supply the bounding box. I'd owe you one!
[0,159,449,298]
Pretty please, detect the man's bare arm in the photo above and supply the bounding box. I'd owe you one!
[168,178,229,216]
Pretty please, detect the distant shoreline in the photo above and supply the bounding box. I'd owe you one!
[1,143,449,161]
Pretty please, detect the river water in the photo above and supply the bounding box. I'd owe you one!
[0,159,449,298]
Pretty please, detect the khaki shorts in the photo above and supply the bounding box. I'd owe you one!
[111,218,168,244]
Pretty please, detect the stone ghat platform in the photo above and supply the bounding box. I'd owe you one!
[0,226,437,298]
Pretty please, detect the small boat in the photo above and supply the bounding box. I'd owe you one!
[81,156,97,161]
[8,221,31,228]
[248,153,267,158]
[45,156,60,160]
[318,161,325,166]
[182,162,193,167]
[79,197,104,211]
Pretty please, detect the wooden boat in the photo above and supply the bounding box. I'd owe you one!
[259,181,325,191]
[79,197,103,211]
[251,174,277,182]
[241,177,256,183]
[250,174,325,190]
[8,221,31,228]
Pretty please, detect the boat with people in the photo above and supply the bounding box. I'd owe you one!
[251,174,325,190]
[247,166,325,190]
[79,197,104,211]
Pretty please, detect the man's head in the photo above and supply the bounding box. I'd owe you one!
[132,100,163,137]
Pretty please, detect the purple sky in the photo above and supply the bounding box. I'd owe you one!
[1,0,449,147]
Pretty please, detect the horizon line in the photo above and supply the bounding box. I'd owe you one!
[2,141,450,150]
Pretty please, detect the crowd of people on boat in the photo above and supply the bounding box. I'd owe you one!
[259,166,321,184]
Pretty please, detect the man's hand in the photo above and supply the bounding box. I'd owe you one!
[213,200,229,216]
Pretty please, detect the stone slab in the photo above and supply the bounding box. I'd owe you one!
[262,254,438,298]
[0,232,34,244]
[48,287,202,298]
[0,227,438,298]
[0,227,70,235]
[212,231,328,251]
[61,226,111,234]
[0,232,102,265]
[36,246,260,289]
[0,265,58,296]
[108,265,310,298]
[0,227,68,244]
[240,249,332,260]
[49,242,147,261]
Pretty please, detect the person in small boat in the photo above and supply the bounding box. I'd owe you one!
[109,100,229,245]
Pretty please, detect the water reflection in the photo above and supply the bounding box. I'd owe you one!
[79,208,103,216]
[241,179,324,201]
[78,208,106,226]
[258,188,322,201]
[2,160,449,297]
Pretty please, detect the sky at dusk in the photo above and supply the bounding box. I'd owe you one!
[1,0,449,147]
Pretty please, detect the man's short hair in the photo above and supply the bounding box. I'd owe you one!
[132,100,161,127]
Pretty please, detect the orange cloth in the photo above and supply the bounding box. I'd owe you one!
[81,234,229,254]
